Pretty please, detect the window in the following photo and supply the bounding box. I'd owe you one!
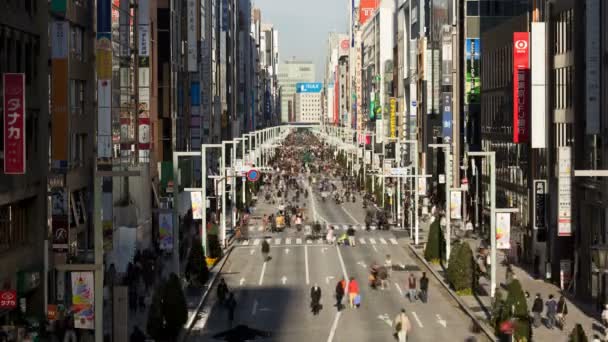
[0,202,28,252]
[70,25,84,61]
[70,80,85,115]
[71,133,86,166]
[466,1,479,16]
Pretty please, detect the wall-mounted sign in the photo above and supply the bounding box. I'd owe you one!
[558,147,572,236]
[3,73,26,174]
[513,32,530,143]
[533,180,547,230]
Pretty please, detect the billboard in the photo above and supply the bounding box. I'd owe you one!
[3,73,26,174]
[359,0,379,25]
[450,191,462,220]
[442,93,452,140]
[187,0,197,71]
[296,82,323,93]
[558,147,572,236]
[496,213,511,250]
[513,32,530,143]
[71,272,95,329]
[531,23,547,148]
[389,98,396,138]
[465,39,480,104]
[158,212,174,250]
[533,180,547,230]
[586,0,600,134]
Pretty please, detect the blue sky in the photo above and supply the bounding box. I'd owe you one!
[253,0,349,81]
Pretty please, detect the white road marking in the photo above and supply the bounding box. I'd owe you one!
[436,314,447,328]
[343,206,361,225]
[359,238,366,244]
[296,238,302,244]
[369,238,377,244]
[325,276,335,284]
[258,226,263,232]
[281,276,287,285]
[252,299,258,315]
[326,311,342,342]
[250,249,255,255]
[286,238,292,245]
[253,239,261,246]
[379,238,387,245]
[240,278,245,286]
[275,238,281,245]
[394,282,403,296]
[389,238,398,245]
[242,240,249,246]
[305,245,310,285]
[258,261,267,286]
[372,245,378,252]
[307,239,312,244]
[317,238,324,244]
[342,225,349,230]
[357,261,367,268]
[412,311,424,328]
[378,313,393,327]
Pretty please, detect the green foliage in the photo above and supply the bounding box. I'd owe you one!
[447,242,474,292]
[569,324,588,342]
[146,283,165,340]
[162,273,188,338]
[491,290,506,335]
[505,279,528,319]
[424,220,445,262]
[513,318,531,342]
[207,234,223,259]
[187,238,210,286]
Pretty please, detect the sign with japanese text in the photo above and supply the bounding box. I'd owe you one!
[3,73,26,174]
[513,32,530,143]
[533,180,547,230]
[558,147,572,236]
[389,98,397,138]
[0,290,17,309]
[187,0,197,71]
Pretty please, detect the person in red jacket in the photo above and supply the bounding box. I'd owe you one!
[348,277,359,308]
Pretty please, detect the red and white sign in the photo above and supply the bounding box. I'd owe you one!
[0,290,17,309]
[3,73,26,174]
[513,32,529,143]
[359,0,379,25]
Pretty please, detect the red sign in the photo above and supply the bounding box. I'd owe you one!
[0,290,17,309]
[359,0,380,25]
[47,304,58,321]
[513,32,529,143]
[3,73,26,174]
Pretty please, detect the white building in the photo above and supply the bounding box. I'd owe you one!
[295,82,323,123]
[278,60,315,122]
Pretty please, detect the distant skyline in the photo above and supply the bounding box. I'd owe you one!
[253,0,349,81]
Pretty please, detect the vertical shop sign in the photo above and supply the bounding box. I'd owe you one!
[450,191,462,220]
[533,180,547,229]
[71,272,95,329]
[187,0,197,71]
[3,73,26,174]
[442,92,452,140]
[465,39,480,104]
[513,32,530,143]
[389,98,396,138]
[558,147,572,236]
[158,212,174,250]
[586,0,600,134]
[496,212,511,249]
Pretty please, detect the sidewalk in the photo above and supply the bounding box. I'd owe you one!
[411,218,601,340]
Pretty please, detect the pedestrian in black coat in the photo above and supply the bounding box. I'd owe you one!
[335,280,345,311]
[217,278,229,305]
[311,284,322,315]
[532,293,544,327]
[419,272,429,303]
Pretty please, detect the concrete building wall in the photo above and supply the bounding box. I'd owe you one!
[277,60,315,122]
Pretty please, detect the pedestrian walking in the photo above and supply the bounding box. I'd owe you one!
[217,278,229,305]
[348,277,360,309]
[419,272,429,303]
[347,226,356,246]
[407,273,417,302]
[326,227,335,245]
[545,294,557,329]
[226,292,237,327]
[601,304,608,341]
[310,283,322,315]
[335,278,345,311]
[556,295,568,330]
[261,239,270,261]
[393,308,412,342]
[531,293,543,328]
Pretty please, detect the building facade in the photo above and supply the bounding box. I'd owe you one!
[295,82,323,123]
[277,59,315,123]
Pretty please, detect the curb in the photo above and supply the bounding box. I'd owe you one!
[407,244,497,342]
[179,244,235,342]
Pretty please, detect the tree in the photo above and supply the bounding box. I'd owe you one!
[162,273,188,338]
[569,324,588,342]
[207,234,223,259]
[501,279,530,341]
[447,242,474,293]
[146,283,165,340]
[491,290,506,335]
[187,238,209,286]
[424,220,445,263]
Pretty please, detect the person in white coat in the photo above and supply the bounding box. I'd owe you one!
[393,308,412,342]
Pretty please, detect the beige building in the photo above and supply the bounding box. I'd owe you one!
[295,91,322,123]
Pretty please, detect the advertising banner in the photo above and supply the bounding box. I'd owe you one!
[389,98,397,138]
[586,0,600,134]
[558,147,572,236]
[359,0,379,25]
[513,32,530,143]
[531,22,547,148]
[449,191,462,220]
[187,0,197,71]
[534,180,547,230]
[191,192,203,220]
[3,73,26,174]
[50,20,69,167]
[158,212,174,250]
[442,31,452,85]
[442,92,452,140]
[71,272,94,330]
[417,177,427,196]
[0,290,17,309]
[465,39,480,104]
[496,212,511,249]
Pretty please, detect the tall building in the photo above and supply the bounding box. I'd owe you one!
[294,82,323,123]
[0,0,49,323]
[277,59,315,122]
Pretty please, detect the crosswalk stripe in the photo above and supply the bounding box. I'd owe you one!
[253,239,260,246]
[266,238,272,245]
[359,238,366,244]
[379,238,387,245]
[317,238,324,244]
[369,238,377,244]
[305,225,311,231]
[286,238,292,245]
[242,240,250,246]
[296,238,302,244]
[343,225,349,230]
[275,238,281,245]
[371,225,377,230]
[351,226,358,230]
[258,226,264,232]
[389,238,398,245]
[307,239,312,244]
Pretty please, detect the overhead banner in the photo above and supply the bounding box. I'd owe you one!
[531,22,547,148]
[465,39,480,104]
[558,147,572,236]
[389,98,397,138]
[71,272,95,329]
[496,213,511,249]
[158,212,174,250]
[3,73,26,174]
[534,180,547,230]
[359,0,379,25]
[513,32,530,143]
[449,191,462,220]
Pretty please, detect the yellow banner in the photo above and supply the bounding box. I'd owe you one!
[389,98,397,138]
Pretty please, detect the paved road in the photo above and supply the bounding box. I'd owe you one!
[186,184,482,342]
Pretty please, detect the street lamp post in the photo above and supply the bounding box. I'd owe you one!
[430,143,453,262]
